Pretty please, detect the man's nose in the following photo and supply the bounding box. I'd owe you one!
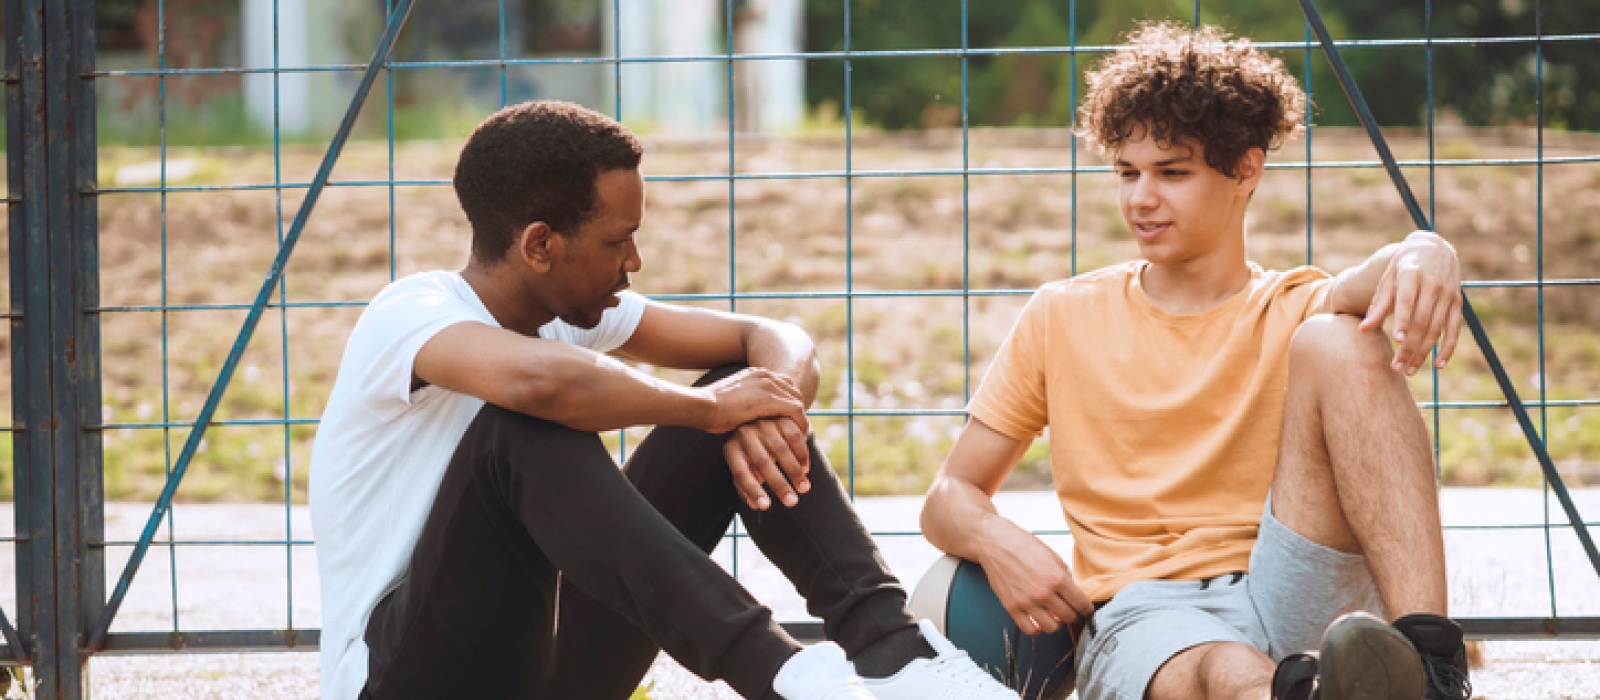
[1128,174,1158,209]
[624,241,643,273]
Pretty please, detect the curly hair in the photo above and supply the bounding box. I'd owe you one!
[1079,22,1307,177]
[454,100,644,262]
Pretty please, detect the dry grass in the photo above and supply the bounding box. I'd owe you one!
[1,126,1596,501]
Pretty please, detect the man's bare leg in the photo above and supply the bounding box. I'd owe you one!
[1271,313,1447,618]
[1147,314,1447,700]
[1147,642,1275,700]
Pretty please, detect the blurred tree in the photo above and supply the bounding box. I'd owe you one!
[804,0,1596,131]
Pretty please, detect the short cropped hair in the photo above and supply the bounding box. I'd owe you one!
[454,100,644,262]
[1079,22,1307,177]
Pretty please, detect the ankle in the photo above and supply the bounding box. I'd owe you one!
[849,625,936,679]
[1390,613,1464,657]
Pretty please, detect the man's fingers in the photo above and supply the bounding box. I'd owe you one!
[1040,593,1081,632]
[1437,295,1464,368]
[756,421,807,505]
[1027,606,1062,635]
[776,418,812,489]
[1398,286,1438,375]
[1390,270,1418,364]
[1008,609,1042,636]
[723,441,770,510]
[1411,294,1453,375]
[1063,583,1095,620]
[741,427,798,509]
[783,401,811,437]
[1362,273,1395,332]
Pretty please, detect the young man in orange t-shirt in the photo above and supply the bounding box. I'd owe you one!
[922,22,1471,700]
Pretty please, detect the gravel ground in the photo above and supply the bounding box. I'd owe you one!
[0,488,1595,699]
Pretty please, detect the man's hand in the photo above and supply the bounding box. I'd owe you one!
[697,368,814,510]
[724,417,811,511]
[1355,230,1463,375]
[978,517,1095,637]
[923,420,1091,636]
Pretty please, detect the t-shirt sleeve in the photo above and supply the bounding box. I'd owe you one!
[967,288,1053,441]
[537,290,647,353]
[344,277,489,421]
[1281,266,1335,321]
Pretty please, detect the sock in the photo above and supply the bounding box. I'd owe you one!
[848,626,937,679]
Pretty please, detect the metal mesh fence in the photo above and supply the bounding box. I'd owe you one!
[4,0,1600,692]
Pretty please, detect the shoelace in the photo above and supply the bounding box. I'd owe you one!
[927,650,1005,688]
[1420,652,1471,700]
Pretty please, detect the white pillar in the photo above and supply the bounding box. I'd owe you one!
[750,0,804,134]
[242,0,310,135]
[613,0,722,134]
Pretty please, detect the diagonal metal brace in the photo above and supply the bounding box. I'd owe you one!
[1295,0,1600,584]
[86,0,419,651]
[0,604,28,663]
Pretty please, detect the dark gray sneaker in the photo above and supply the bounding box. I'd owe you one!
[1271,652,1319,700]
[1392,614,1472,700]
[1273,612,1427,700]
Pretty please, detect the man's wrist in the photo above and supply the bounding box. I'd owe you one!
[680,383,720,432]
[972,511,1017,565]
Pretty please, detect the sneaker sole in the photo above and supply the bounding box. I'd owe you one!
[1318,612,1426,700]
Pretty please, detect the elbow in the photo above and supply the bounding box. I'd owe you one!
[782,321,823,394]
[919,473,952,541]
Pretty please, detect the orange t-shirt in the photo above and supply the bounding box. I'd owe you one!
[967,261,1333,602]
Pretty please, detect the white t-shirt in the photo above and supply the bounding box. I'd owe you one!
[308,270,646,700]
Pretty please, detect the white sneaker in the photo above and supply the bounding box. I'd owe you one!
[774,642,878,700]
[859,620,1023,700]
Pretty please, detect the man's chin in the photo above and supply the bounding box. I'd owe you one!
[570,316,604,330]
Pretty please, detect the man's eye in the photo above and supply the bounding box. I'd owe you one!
[1118,170,1139,179]
[1164,170,1189,177]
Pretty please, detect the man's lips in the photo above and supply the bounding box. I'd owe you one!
[1132,221,1171,241]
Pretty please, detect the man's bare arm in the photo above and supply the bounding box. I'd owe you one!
[615,301,822,510]
[923,419,1094,636]
[615,300,820,406]
[1327,229,1463,376]
[413,321,806,435]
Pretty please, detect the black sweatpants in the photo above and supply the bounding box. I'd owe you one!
[358,367,917,700]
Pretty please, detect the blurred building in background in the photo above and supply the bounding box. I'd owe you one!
[92,0,806,144]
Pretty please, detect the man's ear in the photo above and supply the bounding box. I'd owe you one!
[516,221,561,273]
[1235,148,1266,196]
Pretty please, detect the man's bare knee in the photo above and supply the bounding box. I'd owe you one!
[1147,642,1272,700]
[1289,314,1392,380]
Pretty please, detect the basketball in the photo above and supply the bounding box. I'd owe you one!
[911,555,1078,700]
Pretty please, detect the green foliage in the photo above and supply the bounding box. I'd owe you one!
[806,0,1599,131]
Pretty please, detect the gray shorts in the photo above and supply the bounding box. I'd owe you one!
[1073,498,1384,700]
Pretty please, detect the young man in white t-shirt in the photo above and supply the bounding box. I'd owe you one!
[310,101,1020,700]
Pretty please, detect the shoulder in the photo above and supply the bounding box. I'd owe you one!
[349,271,490,350]
[1256,265,1331,289]
[1250,264,1333,317]
[362,271,487,323]
[1030,261,1140,309]
[368,270,472,309]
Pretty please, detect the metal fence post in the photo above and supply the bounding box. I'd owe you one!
[7,0,54,689]
[60,0,106,693]
[6,0,102,698]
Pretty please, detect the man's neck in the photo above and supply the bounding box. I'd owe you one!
[1140,252,1253,316]
[460,263,555,336]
